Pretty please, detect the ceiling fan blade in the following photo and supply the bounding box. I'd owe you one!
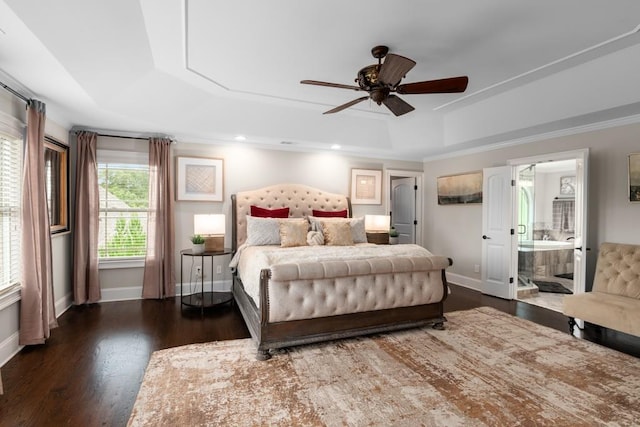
[382,95,415,116]
[301,80,362,91]
[323,96,369,114]
[378,54,416,86]
[396,76,469,95]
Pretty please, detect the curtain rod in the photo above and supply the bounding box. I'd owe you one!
[74,130,176,143]
[0,80,30,104]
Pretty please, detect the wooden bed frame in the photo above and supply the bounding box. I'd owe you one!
[230,183,451,360]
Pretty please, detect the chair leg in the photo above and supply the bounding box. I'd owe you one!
[568,317,576,335]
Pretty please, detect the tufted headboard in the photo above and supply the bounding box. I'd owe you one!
[231,183,351,251]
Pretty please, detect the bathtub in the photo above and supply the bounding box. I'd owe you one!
[518,240,574,251]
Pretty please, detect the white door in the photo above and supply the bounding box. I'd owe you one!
[391,177,416,244]
[573,150,589,307]
[481,166,514,299]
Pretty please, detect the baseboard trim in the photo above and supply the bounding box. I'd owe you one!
[55,292,73,317]
[0,332,22,368]
[447,273,481,292]
[97,280,233,303]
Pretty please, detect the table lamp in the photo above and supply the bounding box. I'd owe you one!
[194,214,225,252]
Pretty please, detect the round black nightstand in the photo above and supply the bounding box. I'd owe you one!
[180,248,233,314]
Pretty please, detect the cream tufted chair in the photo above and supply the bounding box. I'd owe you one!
[563,242,640,337]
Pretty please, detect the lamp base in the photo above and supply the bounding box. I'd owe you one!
[204,235,224,252]
[366,232,389,245]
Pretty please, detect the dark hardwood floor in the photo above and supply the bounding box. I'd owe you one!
[1,284,638,426]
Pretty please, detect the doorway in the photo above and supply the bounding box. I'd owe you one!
[515,160,577,312]
[384,170,423,246]
[481,149,589,308]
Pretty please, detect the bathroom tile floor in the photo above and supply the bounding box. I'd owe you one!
[517,276,574,312]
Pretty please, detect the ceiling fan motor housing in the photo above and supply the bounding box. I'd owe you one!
[371,87,390,104]
[356,65,380,91]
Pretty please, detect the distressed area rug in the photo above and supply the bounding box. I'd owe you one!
[128,307,640,426]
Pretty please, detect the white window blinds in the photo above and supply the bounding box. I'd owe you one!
[97,149,150,259]
[0,134,22,291]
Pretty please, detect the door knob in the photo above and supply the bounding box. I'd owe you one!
[482,235,491,239]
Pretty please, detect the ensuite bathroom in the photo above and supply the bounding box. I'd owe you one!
[516,159,577,312]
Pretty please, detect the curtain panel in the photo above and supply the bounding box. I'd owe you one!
[19,100,57,345]
[73,131,101,303]
[142,138,175,298]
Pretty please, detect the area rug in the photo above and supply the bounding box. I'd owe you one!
[554,272,574,280]
[128,307,640,426]
[534,280,573,294]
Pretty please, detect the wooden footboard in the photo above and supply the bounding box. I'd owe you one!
[232,263,451,360]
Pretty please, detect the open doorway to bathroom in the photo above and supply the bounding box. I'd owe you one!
[515,159,577,312]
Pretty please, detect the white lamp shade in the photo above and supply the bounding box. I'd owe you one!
[365,215,390,232]
[194,214,226,236]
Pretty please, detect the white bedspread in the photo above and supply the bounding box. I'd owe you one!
[234,244,435,307]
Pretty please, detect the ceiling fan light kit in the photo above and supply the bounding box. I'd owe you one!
[301,45,469,116]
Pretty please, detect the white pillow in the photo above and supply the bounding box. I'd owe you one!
[308,216,367,244]
[246,216,281,246]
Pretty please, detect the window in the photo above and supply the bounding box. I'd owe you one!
[0,133,22,292]
[44,136,69,234]
[97,150,149,261]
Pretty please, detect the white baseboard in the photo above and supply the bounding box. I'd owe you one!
[0,331,21,368]
[55,292,73,317]
[178,279,232,295]
[446,273,481,292]
[97,280,233,303]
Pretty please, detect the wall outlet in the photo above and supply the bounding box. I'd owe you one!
[474,264,480,273]
[216,265,222,275]
[195,266,202,278]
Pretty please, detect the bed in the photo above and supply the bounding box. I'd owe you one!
[230,183,452,360]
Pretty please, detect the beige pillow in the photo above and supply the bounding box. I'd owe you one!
[321,221,354,246]
[279,219,308,247]
[309,216,367,243]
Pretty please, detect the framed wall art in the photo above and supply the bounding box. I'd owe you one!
[629,153,640,202]
[559,175,576,197]
[351,168,382,205]
[176,156,224,202]
[437,171,483,205]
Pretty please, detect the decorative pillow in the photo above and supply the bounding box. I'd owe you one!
[280,220,308,248]
[308,216,367,243]
[250,205,289,218]
[246,216,281,245]
[321,221,354,246]
[307,230,324,246]
[312,209,348,218]
[349,217,367,243]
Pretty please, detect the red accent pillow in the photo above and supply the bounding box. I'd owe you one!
[312,209,348,218]
[250,205,289,218]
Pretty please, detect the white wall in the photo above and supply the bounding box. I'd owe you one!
[423,121,640,290]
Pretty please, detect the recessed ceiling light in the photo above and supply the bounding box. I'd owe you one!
[234,135,246,141]
[331,144,341,150]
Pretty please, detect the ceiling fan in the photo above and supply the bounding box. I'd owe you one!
[301,45,469,116]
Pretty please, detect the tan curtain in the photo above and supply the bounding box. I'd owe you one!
[142,138,175,298]
[73,131,101,303]
[19,100,57,345]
